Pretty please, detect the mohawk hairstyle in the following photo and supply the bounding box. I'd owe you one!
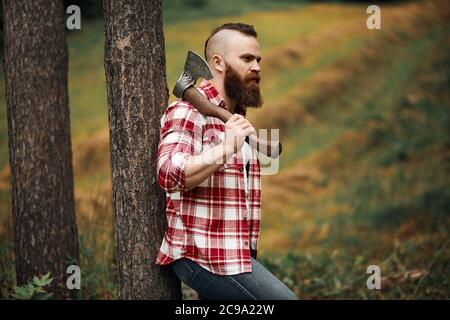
[204,23,257,60]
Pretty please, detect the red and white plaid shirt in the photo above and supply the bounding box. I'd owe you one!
[155,80,261,275]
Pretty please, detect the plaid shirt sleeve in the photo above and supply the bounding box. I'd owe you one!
[157,101,203,193]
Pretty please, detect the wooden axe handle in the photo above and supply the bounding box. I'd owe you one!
[183,86,282,158]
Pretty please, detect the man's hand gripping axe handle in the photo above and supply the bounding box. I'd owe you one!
[172,51,282,158]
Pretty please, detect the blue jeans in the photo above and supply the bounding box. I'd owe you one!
[170,257,298,300]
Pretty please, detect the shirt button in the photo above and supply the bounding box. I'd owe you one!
[244,241,249,246]
[241,191,246,197]
[239,167,244,172]
[211,136,215,141]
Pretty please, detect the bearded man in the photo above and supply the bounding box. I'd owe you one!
[155,23,298,300]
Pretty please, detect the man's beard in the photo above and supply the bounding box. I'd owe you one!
[224,63,263,108]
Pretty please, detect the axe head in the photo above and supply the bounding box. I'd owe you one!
[173,50,213,98]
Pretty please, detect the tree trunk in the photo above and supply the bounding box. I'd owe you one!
[3,0,79,299]
[103,0,180,299]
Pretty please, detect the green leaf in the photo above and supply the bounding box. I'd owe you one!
[40,277,53,286]
[13,285,34,300]
[32,277,44,287]
[32,273,53,287]
[35,292,53,300]
[34,286,45,293]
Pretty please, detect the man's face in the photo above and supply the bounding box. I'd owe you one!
[223,34,263,108]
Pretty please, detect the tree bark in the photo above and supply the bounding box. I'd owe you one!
[3,0,79,299]
[103,0,180,299]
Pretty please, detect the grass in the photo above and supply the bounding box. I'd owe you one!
[258,1,449,298]
[0,0,449,299]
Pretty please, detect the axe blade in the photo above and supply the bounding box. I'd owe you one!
[173,50,213,98]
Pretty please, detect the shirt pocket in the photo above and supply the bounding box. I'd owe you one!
[202,130,222,149]
[202,129,243,171]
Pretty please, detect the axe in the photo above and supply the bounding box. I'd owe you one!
[173,51,282,158]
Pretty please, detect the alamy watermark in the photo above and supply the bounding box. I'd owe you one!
[366,265,381,290]
[176,128,281,175]
[367,5,381,30]
[66,265,81,290]
[66,5,81,30]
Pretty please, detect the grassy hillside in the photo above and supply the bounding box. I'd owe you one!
[1,0,449,299]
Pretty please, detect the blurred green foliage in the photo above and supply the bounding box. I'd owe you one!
[0,0,448,300]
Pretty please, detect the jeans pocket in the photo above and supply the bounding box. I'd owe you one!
[171,258,195,286]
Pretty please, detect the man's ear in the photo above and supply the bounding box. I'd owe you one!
[211,55,225,73]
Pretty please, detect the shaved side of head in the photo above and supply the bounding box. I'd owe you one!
[204,23,257,62]
[205,30,243,63]
[204,30,229,63]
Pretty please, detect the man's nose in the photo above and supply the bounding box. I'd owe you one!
[251,61,261,73]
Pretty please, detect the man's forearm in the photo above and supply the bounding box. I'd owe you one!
[184,142,235,190]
